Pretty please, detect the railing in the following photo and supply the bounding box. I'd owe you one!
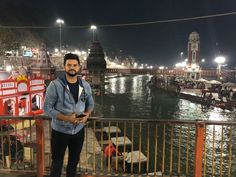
[0,116,236,177]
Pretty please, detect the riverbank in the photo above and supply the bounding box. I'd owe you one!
[180,88,236,110]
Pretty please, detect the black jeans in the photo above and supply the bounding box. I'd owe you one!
[50,128,84,177]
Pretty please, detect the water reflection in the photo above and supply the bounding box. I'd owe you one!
[95,75,236,176]
[102,75,236,121]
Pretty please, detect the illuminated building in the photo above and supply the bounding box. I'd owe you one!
[0,71,44,117]
[186,32,201,79]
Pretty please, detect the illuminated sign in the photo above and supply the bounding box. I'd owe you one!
[23,50,33,57]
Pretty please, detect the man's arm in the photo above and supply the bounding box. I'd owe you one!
[79,83,94,124]
[43,81,78,124]
[56,113,78,124]
[43,82,60,119]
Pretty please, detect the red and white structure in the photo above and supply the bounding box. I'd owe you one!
[0,71,44,116]
[186,32,201,80]
[30,43,56,81]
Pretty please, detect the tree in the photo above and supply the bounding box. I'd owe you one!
[0,28,41,56]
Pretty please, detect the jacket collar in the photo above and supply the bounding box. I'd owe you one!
[57,73,83,87]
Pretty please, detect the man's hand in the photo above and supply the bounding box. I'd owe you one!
[67,113,79,124]
[77,112,90,124]
[57,112,90,125]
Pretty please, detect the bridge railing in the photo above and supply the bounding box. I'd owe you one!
[0,116,236,177]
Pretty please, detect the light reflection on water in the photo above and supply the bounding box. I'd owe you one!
[101,75,236,176]
[104,75,236,120]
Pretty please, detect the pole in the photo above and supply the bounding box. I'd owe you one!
[36,118,45,177]
[59,23,62,52]
[92,29,95,41]
[194,121,205,177]
[219,63,221,80]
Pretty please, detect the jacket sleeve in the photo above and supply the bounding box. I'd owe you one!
[43,81,60,119]
[84,82,94,112]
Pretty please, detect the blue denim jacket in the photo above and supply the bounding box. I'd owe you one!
[43,74,94,135]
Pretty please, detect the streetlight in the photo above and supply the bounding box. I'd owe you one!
[90,25,97,41]
[199,58,205,78]
[56,18,64,52]
[214,56,225,80]
[180,52,183,60]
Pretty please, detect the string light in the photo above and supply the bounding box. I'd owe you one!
[1,11,236,29]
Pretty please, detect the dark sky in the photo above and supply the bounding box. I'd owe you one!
[1,0,236,67]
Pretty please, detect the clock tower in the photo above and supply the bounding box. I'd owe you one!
[186,32,200,79]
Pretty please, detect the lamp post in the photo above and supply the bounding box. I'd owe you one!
[214,56,225,80]
[56,18,64,52]
[180,52,183,60]
[90,25,97,41]
[199,58,205,78]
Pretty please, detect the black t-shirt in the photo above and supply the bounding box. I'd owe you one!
[67,81,79,103]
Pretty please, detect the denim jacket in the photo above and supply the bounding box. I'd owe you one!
[43,74,94,135]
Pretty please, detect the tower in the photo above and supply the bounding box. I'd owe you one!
[186,32,201,79]
[86,41,106,87]
[30,43,56,81]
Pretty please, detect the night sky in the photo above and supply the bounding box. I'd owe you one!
[1,0,236,67]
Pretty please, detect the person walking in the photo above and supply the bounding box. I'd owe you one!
[43,53,94,177]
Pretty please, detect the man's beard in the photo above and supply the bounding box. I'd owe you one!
[66,70,78,77]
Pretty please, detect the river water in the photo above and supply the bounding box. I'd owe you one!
[100,75,235,121]
[94,75,236,176]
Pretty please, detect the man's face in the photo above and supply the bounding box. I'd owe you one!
[64,59,81,77]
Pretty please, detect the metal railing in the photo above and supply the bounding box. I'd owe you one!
[0,115,236,177]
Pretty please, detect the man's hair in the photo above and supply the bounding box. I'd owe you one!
[64,53,80,65]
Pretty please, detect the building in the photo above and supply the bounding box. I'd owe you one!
[0,71,44,117]
[30,43,56,81]
[185,32,201,80]
[86,41,106,87]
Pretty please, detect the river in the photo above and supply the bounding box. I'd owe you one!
[98,75,235,121]
[93,75,236,176]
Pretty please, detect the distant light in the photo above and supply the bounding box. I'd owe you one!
[56,18,64,24]
[54,48,59,53]
[150,66,153,69]
[159,66,164,70]
[6,65,12,72]
[201,58,205,62]
[73,50,80,55]
[23,50,33,57]
[180,52,183,55]
[214,56,225,64]
[175,62,186,68]
[90,25,97,30]
[185,58,188,62]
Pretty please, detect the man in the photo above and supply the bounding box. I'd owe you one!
[43,53,94,177]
